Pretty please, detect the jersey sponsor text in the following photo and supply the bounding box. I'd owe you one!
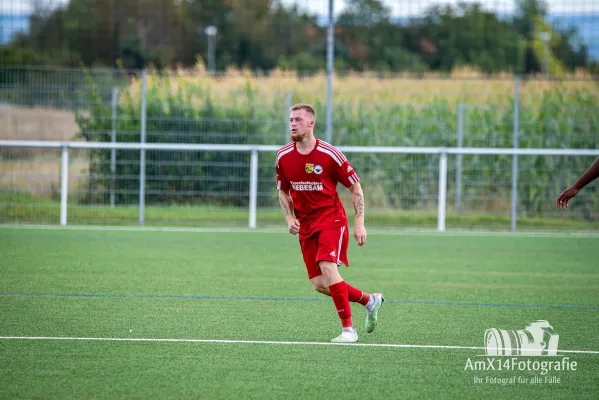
[291,181,324,191]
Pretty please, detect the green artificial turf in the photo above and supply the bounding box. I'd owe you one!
[1,227,598,399]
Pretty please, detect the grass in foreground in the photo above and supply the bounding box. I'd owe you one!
[0,227,598,399]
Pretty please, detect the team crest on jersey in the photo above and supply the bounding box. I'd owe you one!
[314,165,323,174]
[305,163,314,174]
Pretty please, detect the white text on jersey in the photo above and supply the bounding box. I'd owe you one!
[291,181,324,191]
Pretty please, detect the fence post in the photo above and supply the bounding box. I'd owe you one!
[60,145,69,226]
[249,149,259,229]
[110,87,119,208]
[511,76,520,231]
[455,101,464,214]
[438,152,448,232]
[139,70,147,226]
[285,91,292,143]
[325,0,334,144]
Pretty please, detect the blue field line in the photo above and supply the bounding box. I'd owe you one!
[391,299,599,310]
[0,292,326,302]
[1,291,598,310]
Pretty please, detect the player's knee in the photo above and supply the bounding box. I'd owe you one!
[310,275,329,294]
[312,283,329,295]
[314,286,329,295]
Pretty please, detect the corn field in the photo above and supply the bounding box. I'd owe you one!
[4,67,598,219]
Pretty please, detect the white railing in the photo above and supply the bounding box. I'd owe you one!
[2,140,599,231]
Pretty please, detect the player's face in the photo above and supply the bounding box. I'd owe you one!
[289,110,314,142]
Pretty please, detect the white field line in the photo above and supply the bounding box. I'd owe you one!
[0,336,598,354]
[2,224,599,238]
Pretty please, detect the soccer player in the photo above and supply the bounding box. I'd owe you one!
[275,103,384,343]
[556,157,599,210]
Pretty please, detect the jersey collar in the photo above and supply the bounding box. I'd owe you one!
[295,138,319,157]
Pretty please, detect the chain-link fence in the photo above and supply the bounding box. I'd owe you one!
[1,66,598,232]
[2,67,597,146]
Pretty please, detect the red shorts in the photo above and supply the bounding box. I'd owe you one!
[300,225,350,279]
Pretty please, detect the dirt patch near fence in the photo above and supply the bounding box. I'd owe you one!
[0,105,89,198]
[0,104,82,158]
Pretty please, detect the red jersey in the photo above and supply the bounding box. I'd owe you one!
[275,139,361,240]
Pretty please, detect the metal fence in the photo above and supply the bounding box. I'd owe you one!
[1,66,598,231]
[1,140,599,232]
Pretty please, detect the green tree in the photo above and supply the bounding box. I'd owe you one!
[5,0,592,75]
[334,0,426,72]
[403,3,522,73]
[512,0,548,73]
[183,0,317,72]
[511,0,589,74]
[19,0,188,68]
[513,0,548,40]
[337,0,391,26]
[551,27,589,71]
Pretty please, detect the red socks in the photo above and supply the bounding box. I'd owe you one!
[328,281,353,328]
[346,283,371,306]
[327,281,372,328]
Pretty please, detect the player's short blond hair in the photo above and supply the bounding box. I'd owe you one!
[290,103,316,119]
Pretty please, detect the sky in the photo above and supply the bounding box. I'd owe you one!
[0,0,597,16]
[284,0,598,16]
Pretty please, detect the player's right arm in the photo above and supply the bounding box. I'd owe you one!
[557,157,599,210]
[278,189,300,235]
[276,159,300,235]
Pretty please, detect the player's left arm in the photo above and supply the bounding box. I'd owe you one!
[330,149,367,245]
[349,182,367,246]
